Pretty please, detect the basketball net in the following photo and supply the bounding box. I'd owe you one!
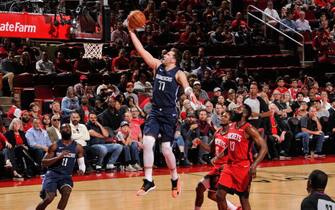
[83,43,103,59]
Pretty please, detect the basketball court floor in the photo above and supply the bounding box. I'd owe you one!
[0,156,334,210]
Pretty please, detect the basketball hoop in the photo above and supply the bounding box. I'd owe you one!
[83,43,103,59]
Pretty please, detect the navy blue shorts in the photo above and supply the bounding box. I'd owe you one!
[143,108,178,143]
[40,171,73,198]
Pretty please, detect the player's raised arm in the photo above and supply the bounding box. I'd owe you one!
[246,125,268,178]
[128,28,161,72]
[41,143,64,167]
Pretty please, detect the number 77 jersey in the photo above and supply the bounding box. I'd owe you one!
[226,122,254,164]
[152,64,180,108]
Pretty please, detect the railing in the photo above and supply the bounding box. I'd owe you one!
[247,5,305,66]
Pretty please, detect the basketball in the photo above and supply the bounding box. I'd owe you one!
[127,10,146,29]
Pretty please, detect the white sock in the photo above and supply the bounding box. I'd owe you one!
[179,145,185,153]
[161,142,178,180]
[227,199,237,210]
[143,136,155,182]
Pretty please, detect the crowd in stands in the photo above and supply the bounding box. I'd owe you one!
[0,0,335,180]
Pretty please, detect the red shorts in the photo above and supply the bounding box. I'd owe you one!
[218,161,252,194]
[207,165,222,176]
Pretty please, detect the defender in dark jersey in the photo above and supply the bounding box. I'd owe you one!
[36,124,85,210]
[193,112,240,210]
[128,23,199,198]
[301,170,335,210]
[216,104,268,210]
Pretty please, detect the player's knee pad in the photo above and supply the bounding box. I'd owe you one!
[143,135,155,152]
[161,142,173,156]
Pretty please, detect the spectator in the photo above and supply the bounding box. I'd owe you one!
[192,58,212,78]
[54,52,72,74]
[221,71,237,92]
[231,12,247,31]
[325,82,335,100]
[98,96,123,135]
[181,112,200,164]
[264,1,280,26]
[314,100,329,119]
[180,50,194,72]
[69,112,90,147]
[7,98,21,120]
[193,81,209,102]
[0,131,24,180]
[19,51,34,74]
[111,21,129,48]
[73,51,93,76]
[295,106,325,158]
[116,121,138,171]
[124,82,139,105]
[50,101,62,116]
[21,110,32,132]
[25,118,51,166]
[61,86,80,123]
[86,113,122,170]
[274,77,289,94]
[0,51,19,93]
[294,101,309,120]
[29,102,42,120]
[78,95,94,124]
[225,89,236,107]
[296,11,312,32]
[211,87,222,106]
[203,100,212,115]
[46,114,61,143]
[288,79,300,100]
[111,48,130,73]
[123,111,143,170]
[5,118,34,178]
[320,90,331,110]
[268,103,293,160]
[209,26,225,45]
[35,51,55,75]
[179,25,193,44]
[41,114,51,130]
[301,170,335,210]
[197,109,215,164]
[228,93,244,111]
[73,76,87,98]
[134,72,153,96]
[211,103,224,130]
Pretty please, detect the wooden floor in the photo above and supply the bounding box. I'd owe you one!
[0,162,334,210]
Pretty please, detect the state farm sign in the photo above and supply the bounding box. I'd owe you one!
[0,12,71,40]
[0,22,36,33]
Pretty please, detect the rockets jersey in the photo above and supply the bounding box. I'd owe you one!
[226,122,253,163]
[152,64,180,109]
[212,128,229,166]
[48,140,77,176]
